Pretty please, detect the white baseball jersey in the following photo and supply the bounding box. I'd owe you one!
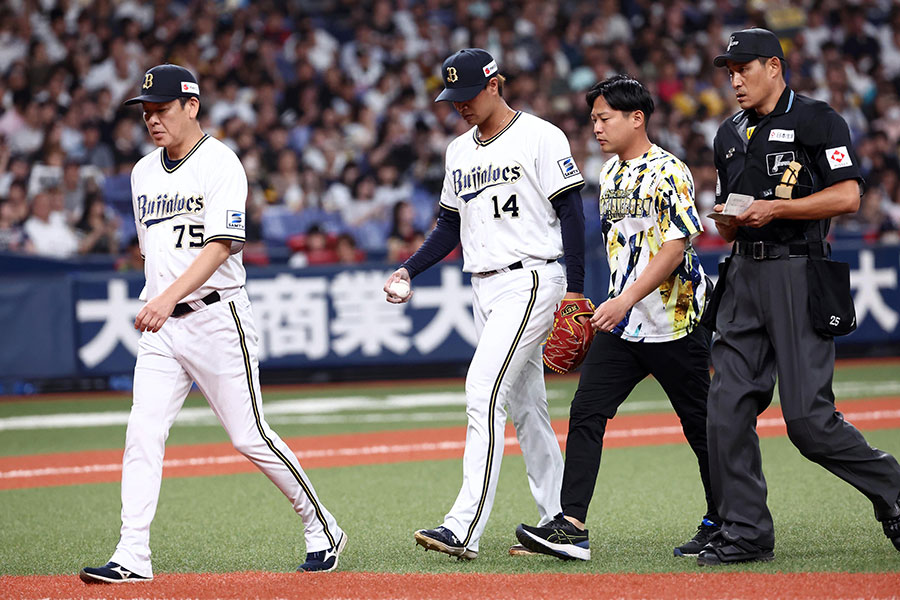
[131,134,247,302]
[439,111,584,273]
[111,131,343,577]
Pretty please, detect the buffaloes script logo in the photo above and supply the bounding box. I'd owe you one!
[142,73,153,90]
[446,66,459,83]
[137,192,204,226]
[452,162,523,201]
[727,36,739,51]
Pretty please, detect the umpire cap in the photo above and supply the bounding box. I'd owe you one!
[435,48,499,103]
[124,64,200,105]
[714,28,785,67]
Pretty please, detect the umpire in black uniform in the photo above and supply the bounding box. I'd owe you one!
[699,28,900,565]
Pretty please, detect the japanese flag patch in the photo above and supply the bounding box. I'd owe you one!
[557,156,580,178]
[826,146,852,170]
[226,210,245,229]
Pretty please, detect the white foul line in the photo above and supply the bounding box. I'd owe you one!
[3,409,898,483]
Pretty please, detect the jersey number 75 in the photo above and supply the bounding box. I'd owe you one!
[174,224,204,248]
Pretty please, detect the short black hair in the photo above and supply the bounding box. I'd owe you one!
[585,74,655,121]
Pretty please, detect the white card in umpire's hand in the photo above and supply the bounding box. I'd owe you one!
[706,193,754,222]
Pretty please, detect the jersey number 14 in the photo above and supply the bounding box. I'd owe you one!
[491,194,519,219]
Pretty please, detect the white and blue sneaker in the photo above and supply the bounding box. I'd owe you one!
[515,513,590,561]
[297,532,348,572]
[79,561,152,584]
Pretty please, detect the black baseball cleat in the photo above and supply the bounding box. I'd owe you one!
[414,526,477,560]
[298,532,348,572]
[697,531,774,566]
[674,518,720,557]
[515,513,590,561]
[878,501,900,552]
[79,562,152,584]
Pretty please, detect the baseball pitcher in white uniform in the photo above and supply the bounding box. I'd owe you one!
[383,49,587,559]
[80,64,346,584]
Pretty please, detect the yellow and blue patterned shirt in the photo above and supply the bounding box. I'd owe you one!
[598,144,706,342]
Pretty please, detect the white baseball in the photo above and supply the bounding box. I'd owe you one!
[388,279,411,299]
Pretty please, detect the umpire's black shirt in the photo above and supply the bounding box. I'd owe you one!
[713,86,863,242]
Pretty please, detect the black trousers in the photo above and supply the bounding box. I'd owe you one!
[560,326,718,524]
[709,255,900,548]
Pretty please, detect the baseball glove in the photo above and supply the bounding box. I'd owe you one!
[542,297,596,374]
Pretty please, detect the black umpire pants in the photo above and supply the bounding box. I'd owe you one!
[560,326,718,524]
[709,255,900,549]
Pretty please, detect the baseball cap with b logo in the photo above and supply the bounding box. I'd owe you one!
[124,64,200,105]
[435,48,500,103]
[714,28,786,67]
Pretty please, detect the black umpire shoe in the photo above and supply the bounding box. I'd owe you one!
[515,513,590,561]
[697,531,774,566]
[879,501,900,552]
[414,526,477,560]
[674,518,720,557]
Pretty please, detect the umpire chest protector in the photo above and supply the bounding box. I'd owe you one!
[713,87,862,243]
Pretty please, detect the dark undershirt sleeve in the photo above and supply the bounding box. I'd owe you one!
[399,206,461,278]
[550,187,586,294]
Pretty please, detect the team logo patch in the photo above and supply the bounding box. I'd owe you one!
[557,156,580,179]
[766,151,795,176]
[768,128,794,142]
[826,146,852,170]
[226,210,245,230]
[181,81,199,94]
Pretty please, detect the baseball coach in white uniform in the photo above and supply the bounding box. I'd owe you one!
[384,49,588,560]
[80,64,345,583]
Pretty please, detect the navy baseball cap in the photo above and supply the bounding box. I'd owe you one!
[124,64,200,105]
[435,48,499,103]
[714,28,785,67]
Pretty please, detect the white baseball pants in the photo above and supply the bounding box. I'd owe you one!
[442,261,566,552]
[110,289,341,577]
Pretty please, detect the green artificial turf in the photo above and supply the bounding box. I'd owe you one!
[2,430,898,575]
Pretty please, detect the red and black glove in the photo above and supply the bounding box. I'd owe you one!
[542,297,595,374]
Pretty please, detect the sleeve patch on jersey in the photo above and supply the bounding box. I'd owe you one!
[826,146,852,170]
[557,157,580,179]
[226,210,245,229]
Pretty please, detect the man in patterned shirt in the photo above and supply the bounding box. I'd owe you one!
[516,75,718,560]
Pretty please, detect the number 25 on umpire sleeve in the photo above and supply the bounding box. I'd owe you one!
[173,224,204,248]
[491,194,520,219]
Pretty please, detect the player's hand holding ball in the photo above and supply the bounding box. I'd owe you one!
[384,268,413,304]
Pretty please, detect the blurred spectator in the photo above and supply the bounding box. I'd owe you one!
[23,191,79,258]
[335,232,364,264]
[0,198,32,253]
[0,0,897,264]
[115,235,144,272]
[386,200,423,263]
[288,224,338,268]
[75,192,120,255]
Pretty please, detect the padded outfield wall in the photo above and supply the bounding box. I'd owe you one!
[1,242,899,389]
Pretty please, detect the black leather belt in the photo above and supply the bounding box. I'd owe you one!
[733,240,827,260]
[171,291,221,317]
[477,259,555,277]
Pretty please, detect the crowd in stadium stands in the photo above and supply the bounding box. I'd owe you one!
[1,0,899,267]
